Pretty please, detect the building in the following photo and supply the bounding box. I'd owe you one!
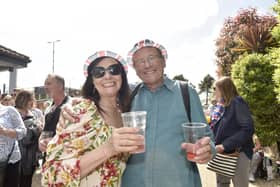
[0,44,31,93]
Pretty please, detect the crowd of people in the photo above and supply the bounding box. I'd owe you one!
[0,39,278,187]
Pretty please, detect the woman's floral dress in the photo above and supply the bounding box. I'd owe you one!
[41,99,128,187]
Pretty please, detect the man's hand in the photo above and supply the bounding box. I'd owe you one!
[181,136,213,164]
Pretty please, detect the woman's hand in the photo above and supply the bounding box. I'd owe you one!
[107,127,145,156]
[215,144,225,154]
[60,103,80,126]
[0,125,7,136]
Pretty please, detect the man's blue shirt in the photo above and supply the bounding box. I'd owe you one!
[122,77,215,187]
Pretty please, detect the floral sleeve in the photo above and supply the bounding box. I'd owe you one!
[41,99,127,187]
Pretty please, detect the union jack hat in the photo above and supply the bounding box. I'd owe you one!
[127,39,168,65]
[83,50,128,77]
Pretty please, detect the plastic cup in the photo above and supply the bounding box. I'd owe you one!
[41,131,54,139]
[182,122,207,161]
[40,131,54,152]
[121,111,146,153]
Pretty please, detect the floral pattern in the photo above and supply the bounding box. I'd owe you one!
[41,99,128,187]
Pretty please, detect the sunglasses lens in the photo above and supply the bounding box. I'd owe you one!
[109,64,121,75]
[91,67,105,78]
[91,64,121,78]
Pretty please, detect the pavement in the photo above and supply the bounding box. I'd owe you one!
[198,164,280,187]
[32,164,280,187]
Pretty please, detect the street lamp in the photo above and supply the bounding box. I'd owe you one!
[48,40,61,73]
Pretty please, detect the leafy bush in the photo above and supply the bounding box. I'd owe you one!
[231,54,280,145]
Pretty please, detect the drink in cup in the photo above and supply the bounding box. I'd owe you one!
[40,130,54,152]
[181,122,207,161]
[41,131,54,140]
[121,111,146,153]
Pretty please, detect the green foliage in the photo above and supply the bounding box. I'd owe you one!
[215,8,277,76]
[173,74,188,82]
[198,74,215,93]
[268,48,280,102]
[232,54,280,145]
[198,74,215,106]
[271,25,280,43]
[273,0,280,19]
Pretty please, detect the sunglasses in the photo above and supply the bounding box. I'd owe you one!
[91,64,122,78]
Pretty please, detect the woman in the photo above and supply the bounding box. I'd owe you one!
[15,90,43,187]
[1,94,15,106]
[0,102,26,187]
[41,51,144,187]
[210,76,254,187]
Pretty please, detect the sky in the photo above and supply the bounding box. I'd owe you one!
[0,0,277,92]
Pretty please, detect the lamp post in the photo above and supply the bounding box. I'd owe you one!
[48,40,61,73]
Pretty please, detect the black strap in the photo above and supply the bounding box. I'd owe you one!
[128,83,142,111]
[7,141,15,161]
[179,81,191,122]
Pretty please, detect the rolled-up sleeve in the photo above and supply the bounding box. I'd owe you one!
[8,106,26,140]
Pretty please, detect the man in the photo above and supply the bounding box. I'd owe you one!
[121,39,215,187]
[38,74,70,153]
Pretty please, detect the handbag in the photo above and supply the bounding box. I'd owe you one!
[206,151,239,178]
[0,141,15,187]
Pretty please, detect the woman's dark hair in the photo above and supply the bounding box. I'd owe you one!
[81,57,131,113]
[15,90,33,109]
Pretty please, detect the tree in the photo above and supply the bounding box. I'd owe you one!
[231,54,280,145]
[215,8,277,75]
[198,74,215,106]
[173,74,188,82]
[269,48,280,103]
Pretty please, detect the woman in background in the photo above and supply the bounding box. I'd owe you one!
[15,90,43,187]
[210,76,254,187]
[0,102,26,187]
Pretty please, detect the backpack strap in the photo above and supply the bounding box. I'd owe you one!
[179,81,191,122]
[128,83,142,111]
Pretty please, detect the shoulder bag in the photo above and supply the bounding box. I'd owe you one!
[207,151,239,178]
[0,141,15,186]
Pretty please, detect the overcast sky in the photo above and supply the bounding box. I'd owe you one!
[0,0,276,92]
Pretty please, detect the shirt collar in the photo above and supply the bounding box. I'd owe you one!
[141,75,174,92]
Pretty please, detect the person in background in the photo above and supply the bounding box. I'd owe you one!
[38,74,70,158]
[15,90,43,187]
[31,99,45,130]
[211,76,254,187]
[249,134,262,182]
[41,51,143,186]
[0,102,26,187]
[121,39,215,187]
[1,94,15,106]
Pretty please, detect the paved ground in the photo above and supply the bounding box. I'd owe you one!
[32,164,280,187]
[197,164,280,187]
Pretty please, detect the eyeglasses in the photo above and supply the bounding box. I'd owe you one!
[134,55,162,66]
[91,64,121,78]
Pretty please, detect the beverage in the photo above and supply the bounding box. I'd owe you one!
[137,125,145,136]
[185,143,197,161]
[181,123,207,161]
[121,111,146,154]
[187,152,196,160]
